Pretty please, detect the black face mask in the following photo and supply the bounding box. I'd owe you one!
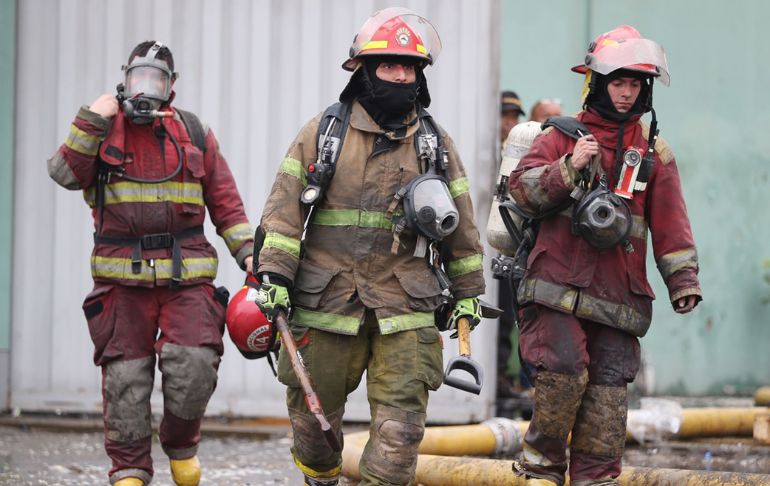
[586,70,652,123]
[367,76,419,115]
[356,59,420,127]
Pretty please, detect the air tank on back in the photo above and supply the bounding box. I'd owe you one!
[486,121,543,255]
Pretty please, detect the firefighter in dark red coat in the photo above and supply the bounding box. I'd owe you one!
[509,26,702,485]
[47,41,254,486]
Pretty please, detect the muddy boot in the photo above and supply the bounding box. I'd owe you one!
[571,480,620,486]
[114,479,145,486]
[170,455,201,486]
[526,480,559,486]
[512,370,588,486]
[304,476,339,485]
[569,384,628,484]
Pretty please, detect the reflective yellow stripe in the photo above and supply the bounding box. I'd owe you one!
[279,157,307,187]
[416,44,427,54]
[313,209,394,230]
[83,181,204,207]
[263,231,301,258]
[222,223,254,253]
[64,124,102,156]
[91,256,217,281]
[292,308,434,336]
[449,177,469,198]
[362,40,388,51]
[292,308,361,335]
[377,311,435,335]
[446,254,483,279]
[293,456,341,478]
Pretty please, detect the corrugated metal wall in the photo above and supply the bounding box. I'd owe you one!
[11,0,500,422]
[501,0,770,395]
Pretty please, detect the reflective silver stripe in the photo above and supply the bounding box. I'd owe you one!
[83,181,204,207]
[518,277,651,337]
[657,247,698,280]
[575,293,651,337]
[91,256,218,281]
[222,223,254,253]
[64,124,102,156]
[517,165,553,208]
[517,277,578,313]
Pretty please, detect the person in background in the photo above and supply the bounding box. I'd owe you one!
[500,90,526,146]
[47,41,254,486]
[529,98,563,123]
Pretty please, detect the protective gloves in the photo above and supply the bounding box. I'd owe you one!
[254,279,291,322]
[447,297,481,338]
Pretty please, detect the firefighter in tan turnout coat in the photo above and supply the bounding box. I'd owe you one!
[255,8,485,486]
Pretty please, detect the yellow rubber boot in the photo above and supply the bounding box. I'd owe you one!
[114,478,145,486]
[169,455,201,486]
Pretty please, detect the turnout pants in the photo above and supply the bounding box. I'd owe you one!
[514,304,640,484]
[82,283,226,484]
[277,309,444,486]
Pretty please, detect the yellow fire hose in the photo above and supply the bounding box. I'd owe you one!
[341,408,770,485]
[754,386,770,406]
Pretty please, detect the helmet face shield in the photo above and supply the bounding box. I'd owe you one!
[344,7,442,71]
[124,64,173,101]
[586,38,670,86]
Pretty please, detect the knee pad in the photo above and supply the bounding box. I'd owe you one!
[289,408,344,470]
[571,384,628,458]
[160,344,220,420]
[360,404,426,485]
[104,357,155,442]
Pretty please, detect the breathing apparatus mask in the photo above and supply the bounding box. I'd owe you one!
[118,42,177,124]
[402,174,459,241]
[572,174,632,250]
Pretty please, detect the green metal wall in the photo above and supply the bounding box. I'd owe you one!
[0,0,14,352]
[501,0,770,395]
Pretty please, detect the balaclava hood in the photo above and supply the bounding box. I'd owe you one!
[585,69,653,123]
[339,56,431,130]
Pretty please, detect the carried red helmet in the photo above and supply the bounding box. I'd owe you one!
[225,274,278,360]
[342,7,442,71]
[572,25,670,86]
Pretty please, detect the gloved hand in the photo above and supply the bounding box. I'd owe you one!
[447,297,481,338]
[254,281,291,322]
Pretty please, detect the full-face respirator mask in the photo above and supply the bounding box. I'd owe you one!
[402,173,459,241]
[117,42,177,124]
[572,175,632,250]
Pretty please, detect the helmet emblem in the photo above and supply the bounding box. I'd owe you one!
[396,27,411,46]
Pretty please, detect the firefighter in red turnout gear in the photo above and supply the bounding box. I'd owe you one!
[508,26,701,485]
[47,41,254,486]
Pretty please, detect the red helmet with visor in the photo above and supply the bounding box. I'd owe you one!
[342,7,442,71]
[572,25,670,86]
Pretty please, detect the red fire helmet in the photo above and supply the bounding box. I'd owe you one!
[572,25,670,86]
[342,7,442,71]
[225,274,278,360]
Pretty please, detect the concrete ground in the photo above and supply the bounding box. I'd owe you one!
[0,416,306,486]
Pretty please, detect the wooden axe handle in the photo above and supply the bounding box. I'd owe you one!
[457,316,471,357]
